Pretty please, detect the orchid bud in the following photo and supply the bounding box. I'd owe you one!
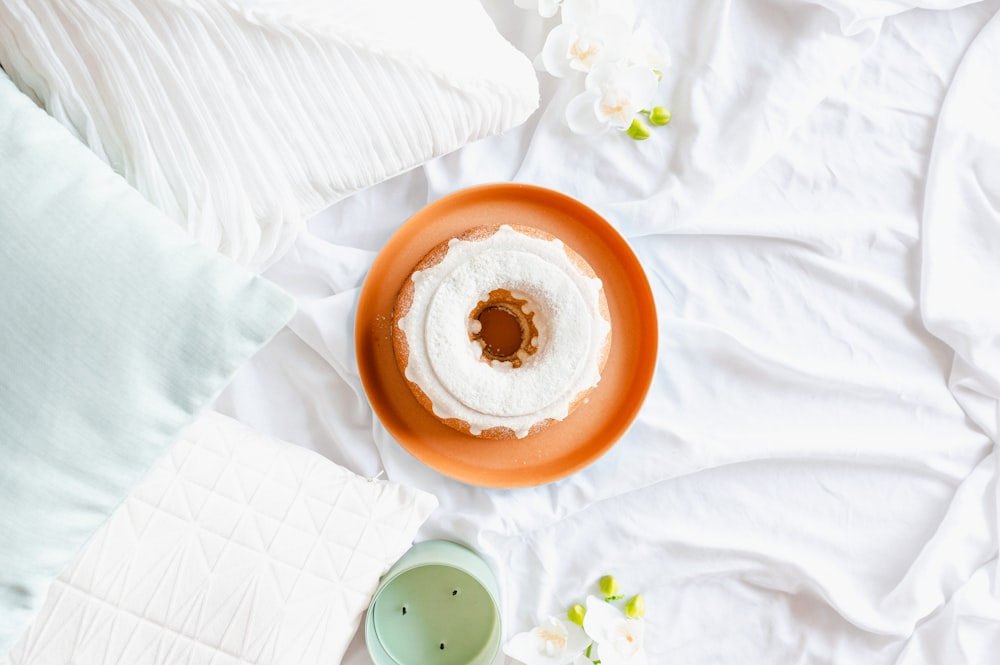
[599,575,620,597]
[567,603,586,626]
[626,119,650,141]
[649,106,671,126]
[625,594,646,618]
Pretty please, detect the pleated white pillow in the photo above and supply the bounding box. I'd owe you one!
[0,0,538,270]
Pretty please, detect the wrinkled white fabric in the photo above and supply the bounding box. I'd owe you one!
[0,0,538,271]
[216,0,1000,663]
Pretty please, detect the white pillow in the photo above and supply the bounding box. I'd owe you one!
[0,0,538,270]
[0,70,295,657]
[5,412,438,665]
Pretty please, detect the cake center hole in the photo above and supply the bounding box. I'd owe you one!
[477,307,522,358]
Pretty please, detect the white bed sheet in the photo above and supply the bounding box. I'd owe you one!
[216,1,1000,662]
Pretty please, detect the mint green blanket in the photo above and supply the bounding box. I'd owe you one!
[0,72,295,654]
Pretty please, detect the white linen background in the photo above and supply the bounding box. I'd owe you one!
[215,0,1000,662]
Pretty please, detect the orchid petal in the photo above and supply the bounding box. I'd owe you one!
[541,23,576,77]
[614,64,659,109]
[597,638,648,665]
[628,19,671,71]
[595,15,633,64]
[583,595,622,643]
[584,63,658,130]
[583,596,646,665]
[561,16,631,74]
[563,618,592,654]
[504,616,590,665]
[565,90,606,135]
[566,28,608,73]
[584,61,619,90]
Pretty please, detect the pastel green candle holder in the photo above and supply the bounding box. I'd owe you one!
[365,540,501,665]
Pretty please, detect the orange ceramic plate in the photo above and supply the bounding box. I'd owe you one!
[355,183,657,488]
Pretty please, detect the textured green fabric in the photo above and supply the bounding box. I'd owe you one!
[0,72,296,654]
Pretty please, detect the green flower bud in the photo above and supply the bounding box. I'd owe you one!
[625,594,646,619]
[599,575,620,597]
[567,603,586,626]
[649,106,672,126]
[626,119,650,141]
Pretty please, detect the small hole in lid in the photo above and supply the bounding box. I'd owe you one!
[452,589,458,596]
[440,643,445,650]
[401,606,407,615]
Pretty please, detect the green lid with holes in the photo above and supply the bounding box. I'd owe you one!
[365,540,501,665]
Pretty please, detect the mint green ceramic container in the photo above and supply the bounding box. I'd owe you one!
[365,540,501,665]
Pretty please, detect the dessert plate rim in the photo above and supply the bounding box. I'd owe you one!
[355,183,658,488]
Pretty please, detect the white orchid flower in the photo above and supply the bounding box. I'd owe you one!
[504,615,591,665]
[582,596,647,665]
[627,20,671,74]
[540,7,631,76]
[565,62,658,134]
[514,0,564,19]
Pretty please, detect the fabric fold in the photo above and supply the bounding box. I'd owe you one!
[918,7,1000,653]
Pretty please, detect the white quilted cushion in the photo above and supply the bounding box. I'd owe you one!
[4,412,438,665]
[0,0,539,271]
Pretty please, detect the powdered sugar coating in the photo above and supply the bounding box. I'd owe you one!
[396,225,611,438]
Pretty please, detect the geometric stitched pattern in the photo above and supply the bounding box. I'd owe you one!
[5,412,437,665]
